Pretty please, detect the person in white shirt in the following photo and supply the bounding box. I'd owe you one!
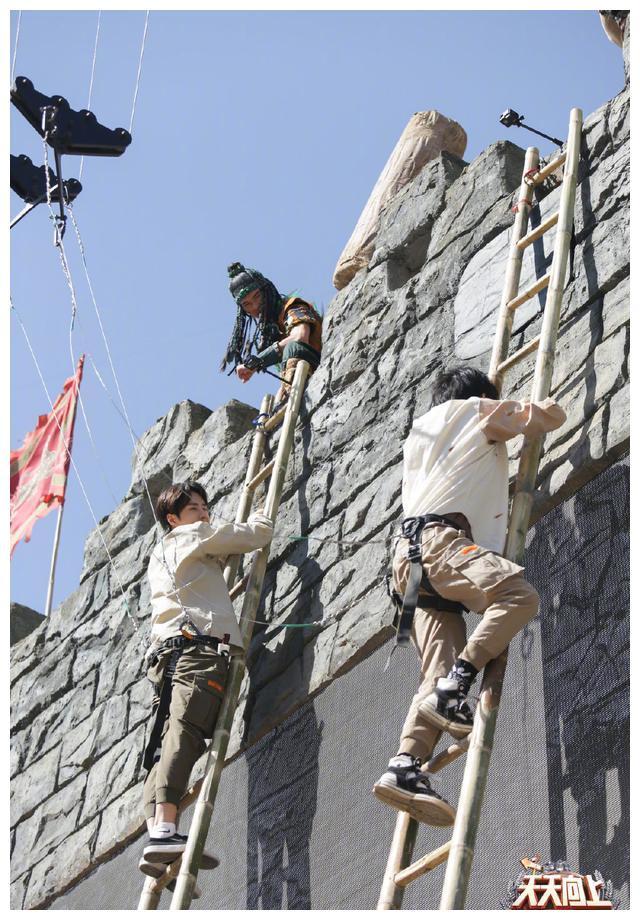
[374,366,566,827]
[139,481,272,876]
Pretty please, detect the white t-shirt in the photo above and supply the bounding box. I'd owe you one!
[402,397,566,552]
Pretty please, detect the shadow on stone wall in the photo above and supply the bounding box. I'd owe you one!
[245,703,322,909]
[243,416,324,908]
[528,460,629,902]
[242,415,325,742]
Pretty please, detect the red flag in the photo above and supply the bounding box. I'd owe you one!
[10,356,84,557]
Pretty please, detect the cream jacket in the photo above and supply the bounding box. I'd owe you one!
[402,397,566,552]
[147,513,273,656]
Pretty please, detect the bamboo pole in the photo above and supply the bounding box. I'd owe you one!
[496,334,540,375]
[526,151,567,188]
[438,107,582,911]
[516,211,559,250]
[488,147,539,385]
[426,738,469,774]
[507,273,550,312]
[394,840,451,888]
[228,574,249,602]
[377,811,419,910]
[246,458,275,493]
[222,393,274,590]
[44,504,65,617]
[168,362,310,910]
[138,876,162,910]
[263,403,288,432]
[44,354,84,617]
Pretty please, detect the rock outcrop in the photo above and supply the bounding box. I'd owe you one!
[10,86,629,909]
[10,603,44,646]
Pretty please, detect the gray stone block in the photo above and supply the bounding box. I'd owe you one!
[11,772,88,881]
[80,724,145,822]
[10,744,61,828]
[21,816,99,909]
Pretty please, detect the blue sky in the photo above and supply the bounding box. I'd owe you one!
[9,10,625,615]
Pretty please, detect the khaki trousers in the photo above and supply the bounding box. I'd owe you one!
[143,645,229,818]
[393,523,539,762]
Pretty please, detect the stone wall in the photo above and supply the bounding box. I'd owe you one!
[10,85,629,909]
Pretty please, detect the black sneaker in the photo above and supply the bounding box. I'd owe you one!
[373,754,456,826]
[419,677,475,739]
[143,833,187,863]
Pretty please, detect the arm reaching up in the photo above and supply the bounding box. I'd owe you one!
[479,398,567,443]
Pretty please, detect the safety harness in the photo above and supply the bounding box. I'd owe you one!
[389,515,467,649]
[142,631,230,774]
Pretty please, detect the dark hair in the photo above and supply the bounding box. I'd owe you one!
[430,365,499,407]
[156,481,208,531]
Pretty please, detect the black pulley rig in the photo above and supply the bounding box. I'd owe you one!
[10,75,132,237]
[499,108,564,147]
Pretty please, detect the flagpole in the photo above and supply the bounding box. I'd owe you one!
[42,354,84,617]
[44,504,65,617]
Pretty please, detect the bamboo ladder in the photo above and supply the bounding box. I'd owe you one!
[137,360,311,910]
[377,107,583,911]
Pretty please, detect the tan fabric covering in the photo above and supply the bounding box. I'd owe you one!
[333,111,467,290]
[599,11,626,48]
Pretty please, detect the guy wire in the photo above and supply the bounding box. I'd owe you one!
[78,11,102,183]
[129,10,150,134]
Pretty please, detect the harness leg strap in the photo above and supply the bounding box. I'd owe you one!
[142,648,183,774]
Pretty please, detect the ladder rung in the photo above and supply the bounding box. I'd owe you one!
[246,459,275,492]
[263,405,287,432]
[507,273,550,312]
[148,856,183,893]
[525,151,567,187]
[516,212,559,250]
[394,840,451,887]
[229,574,249,601]
[426,738,470,774]
[497,335,541,375]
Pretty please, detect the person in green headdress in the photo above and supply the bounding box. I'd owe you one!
[221,262,322,406]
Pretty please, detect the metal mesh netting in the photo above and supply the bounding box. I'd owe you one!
[52,459,629,910]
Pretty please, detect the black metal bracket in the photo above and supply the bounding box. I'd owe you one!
[11,76,132,156]
[10,153,82,204]
[10,153,82,231]
[10,74,131,237]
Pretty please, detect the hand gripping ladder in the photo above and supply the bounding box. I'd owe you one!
[137,361,311,910]
[377,107,583,910]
